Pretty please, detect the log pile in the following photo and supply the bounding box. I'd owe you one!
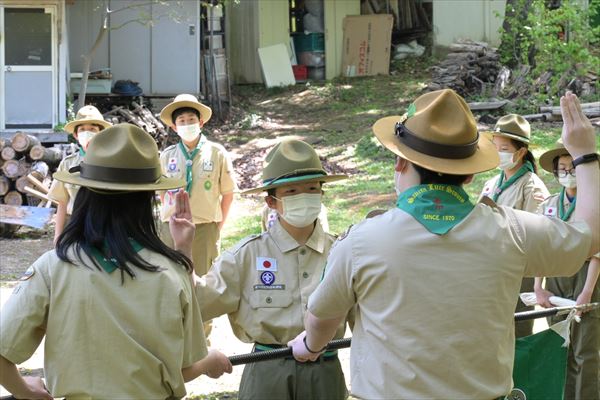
[427,40,502,97]
[102,102,174,149]
[0,132,62,207]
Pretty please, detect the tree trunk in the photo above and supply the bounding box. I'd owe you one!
[498,0,534,67]
[11,132,41,153]
[3,191,24,206]
[29,145,63,164]
[0,176,10,196]
[77,15,109,110]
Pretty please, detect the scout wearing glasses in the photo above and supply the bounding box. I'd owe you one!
[0,124,231,399]
[534,140,600,400]
[158,94,237,277]
[288,90,599,400]
[195,139,351,400]
[48,105,111,243]
[479,114,550,338]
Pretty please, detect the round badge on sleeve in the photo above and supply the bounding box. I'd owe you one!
[260,271,275,286]
[204,180,212,190]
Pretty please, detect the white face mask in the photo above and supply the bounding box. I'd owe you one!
[498,151,518,170]
[77,131,96,150]
[394,171,402,196]
[277,193,322,228]
[558,175,577,189]
[177,123,201,142]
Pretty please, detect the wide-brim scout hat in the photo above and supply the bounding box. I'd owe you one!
[372,89,499,175]
[64,105,111,134]
[160,93,212,126]
[53,123,185,191]
[242,139,347,195]
[487,114,531,144]
[539,139,570,173]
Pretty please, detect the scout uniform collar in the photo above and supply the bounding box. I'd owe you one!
[396,184,474,235]
[270,218,326,254]
[86,239,144,273]
[492,161,534,202]
[559,187,576,221]
[178,135,207,194]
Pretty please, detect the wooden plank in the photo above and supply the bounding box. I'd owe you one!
[0,204,55,229]
[468,100,508,111]
[24,186,56,204]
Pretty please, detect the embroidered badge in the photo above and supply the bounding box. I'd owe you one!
[544,206,557,217]
[19,266,35,281]
[260,271,275,286]
[203,160,214,171]
[257,257,278,271]
[167,158,178,172]
[204,180,212,190]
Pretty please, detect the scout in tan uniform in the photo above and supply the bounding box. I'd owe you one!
[0,124,232,399]
[159,93,237,276]
[48,105,111,242]
[196,139,350,400]
[479,114,550,338]
[289,90,599,399]
[534,141,599,400]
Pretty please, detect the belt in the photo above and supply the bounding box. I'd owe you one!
[254,343,338,361]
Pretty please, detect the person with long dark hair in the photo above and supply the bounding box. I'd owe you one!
[479,113,551,338]
[0,124,231,399]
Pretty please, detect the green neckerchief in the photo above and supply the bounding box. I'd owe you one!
[88,239,144,273]
[558,187,576,221]
[78,147,86,157]
[178,136,205,194]
[396,184,474,235]
[492,161,534,202]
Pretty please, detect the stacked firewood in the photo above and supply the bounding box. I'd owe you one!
[427,40,502,97]
[102,101,174,149]
[0,132,62,207]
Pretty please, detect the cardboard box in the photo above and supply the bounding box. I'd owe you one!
[342,15,393,77]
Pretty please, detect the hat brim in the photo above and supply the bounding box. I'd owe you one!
[53,171,185,192]
[539,147,570,173]
[160,100,212,127]
[373,116,499,175]
[485,130,530,144]
[241,174,348,195]
[64,119,112,134]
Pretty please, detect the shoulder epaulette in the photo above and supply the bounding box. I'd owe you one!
[229,233,262,255]
[478,195,499,209]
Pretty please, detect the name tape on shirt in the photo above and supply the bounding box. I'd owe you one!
[256,257,277,271]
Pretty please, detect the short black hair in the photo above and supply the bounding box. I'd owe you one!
[413,164,470,186]
[172,107,200,123]
[510,139,538,174]
[552,154,572,177]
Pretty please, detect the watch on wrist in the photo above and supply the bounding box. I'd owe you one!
[572,153,600,168]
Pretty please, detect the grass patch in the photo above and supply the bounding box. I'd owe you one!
[188,391,238,400]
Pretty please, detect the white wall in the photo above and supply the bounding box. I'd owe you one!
[433,0,506,49]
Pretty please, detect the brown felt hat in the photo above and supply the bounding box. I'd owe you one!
[160,94,212,127]
[539,139,571,173]
[489,114,531,143]
[242,138,347,195]
[53,123,185,191]
[372,89,499,175]
[64,105,111,134]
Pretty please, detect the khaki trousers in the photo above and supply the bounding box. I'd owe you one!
[238,355,347,400]
[160,221,220,343]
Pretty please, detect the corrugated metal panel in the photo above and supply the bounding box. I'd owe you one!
[109,0,151,93]
[151,1,199,94]
[433,0,506,49]
[226,0,261,84]
[66,0,109,73]
[324,0,360,80]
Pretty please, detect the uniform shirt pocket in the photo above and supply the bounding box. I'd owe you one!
[250,290,293,309]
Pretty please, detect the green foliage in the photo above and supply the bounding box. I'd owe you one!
[498,0,600,97]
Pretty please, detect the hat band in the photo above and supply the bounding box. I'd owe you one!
[494,128,530,142]
[72,163,161,184]
[395,122,478,159]
[263,172,327,186]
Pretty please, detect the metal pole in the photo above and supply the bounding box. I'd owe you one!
[228,302,599,366]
